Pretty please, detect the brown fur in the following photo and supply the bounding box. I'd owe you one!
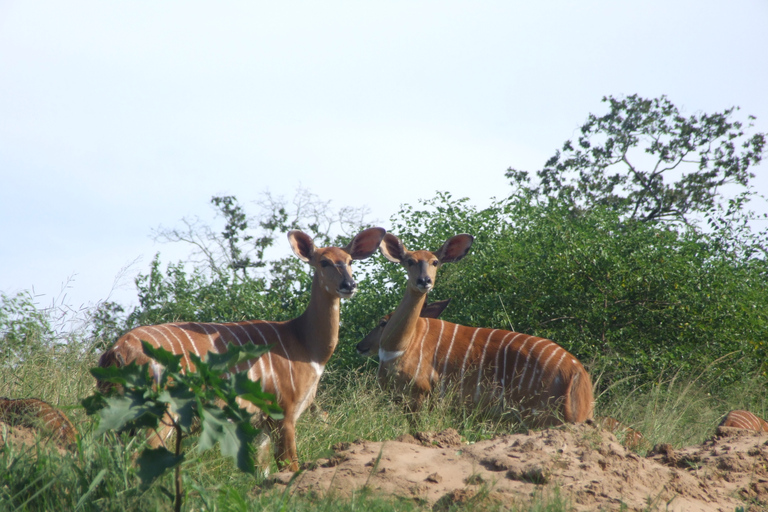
[719,410,768,432]
[358,233,594,426]
[97,227,386,472]
[0,397,78,448]
[595,416,645,449]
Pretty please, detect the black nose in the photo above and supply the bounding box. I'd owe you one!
[417,276,432,288]
[340,280,358,292]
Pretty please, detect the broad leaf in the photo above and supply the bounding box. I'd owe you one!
[136,447,184,490]
[198,404,255,474]
[232,372,283,420]
[158,387,197,432]
[140,340,182,374]
[95,394,164,435]
[206,342,273,373]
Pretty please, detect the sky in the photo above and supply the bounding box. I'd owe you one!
[1,1,767,314]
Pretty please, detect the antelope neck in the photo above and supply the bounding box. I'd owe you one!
[293,271,342,365]
[379,286,428,355]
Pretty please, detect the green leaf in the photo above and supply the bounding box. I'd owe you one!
[198,404,255,474]
[81,393,107,416]
[232,372,283,420]
[206,342,273,373]
[158,386,197,432]
[136,447,184,490]
[140,340,182,374]
[89,361,147,387]
[95,393,164,435]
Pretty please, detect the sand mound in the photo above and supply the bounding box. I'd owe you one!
[266,423,768,511]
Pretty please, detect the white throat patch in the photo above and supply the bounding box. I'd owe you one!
[378,348,404,363]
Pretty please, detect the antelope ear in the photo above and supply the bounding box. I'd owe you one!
[379,233,407,263]
[346,227,387,260]
[421,299,451,319]
[288,230,315,262]
[435,234,474,264]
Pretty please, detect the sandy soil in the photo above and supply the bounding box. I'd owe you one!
[267,423,768,511]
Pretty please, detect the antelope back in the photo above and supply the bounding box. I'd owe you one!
[719,410,768,432]
[395,318,594,424]
[0,397,78,447]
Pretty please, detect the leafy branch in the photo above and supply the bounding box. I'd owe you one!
[82,341,283,512]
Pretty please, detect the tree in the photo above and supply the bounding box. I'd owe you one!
[506,94,766,225]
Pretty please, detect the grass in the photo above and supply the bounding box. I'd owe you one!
[2,330,767,511]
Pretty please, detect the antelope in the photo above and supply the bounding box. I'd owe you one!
[0,397,78,448]
[595,416,645,449]
[719,410,768,432]
[356,233,594,426]
[97,227,386,471]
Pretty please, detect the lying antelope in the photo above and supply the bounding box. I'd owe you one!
[0,397,78,448]
[595,416,645,449]
[719,410,768,432]
[97,227,386,471]
[356,233,594,426]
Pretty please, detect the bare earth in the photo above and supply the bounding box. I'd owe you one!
[268,423,768,511]
[4,419,767,510]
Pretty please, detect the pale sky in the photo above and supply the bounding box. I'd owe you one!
[1,1,767,312]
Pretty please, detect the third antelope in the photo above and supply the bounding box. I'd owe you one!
[719,410,768,432]
[98,227,386,471]
[356,233,594,426]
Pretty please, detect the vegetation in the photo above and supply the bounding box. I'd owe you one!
[1,95,766,510]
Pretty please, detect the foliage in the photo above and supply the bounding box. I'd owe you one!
[339,193,768,390]
[0,291,54,363]
[81,340,282,512]
[506,94,766,225]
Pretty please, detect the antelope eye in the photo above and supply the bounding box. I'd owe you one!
[379,320,388,327]
[431,260,438,266]
[320,260,331,268]
[406,259,416,267]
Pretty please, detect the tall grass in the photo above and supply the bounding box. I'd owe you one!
[2,304,766,510]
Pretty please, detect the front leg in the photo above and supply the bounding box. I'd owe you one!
[273,418,299,472]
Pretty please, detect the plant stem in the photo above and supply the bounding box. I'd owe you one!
[174,423,182,512]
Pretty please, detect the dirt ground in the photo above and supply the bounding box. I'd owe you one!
[268,423,768,511]
[4,418,767,510]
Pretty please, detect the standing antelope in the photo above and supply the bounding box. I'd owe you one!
[97,227,386,471]
[356,233,594,426]
[719,410,768,432]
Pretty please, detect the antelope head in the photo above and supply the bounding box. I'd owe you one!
[288,227,386,299]
[356,299,451,357]
[379,232,474,294]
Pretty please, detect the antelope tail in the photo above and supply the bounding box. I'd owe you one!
[563,370,594,423]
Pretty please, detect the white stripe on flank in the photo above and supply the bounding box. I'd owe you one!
[508,335,531,391]
[235,323,270,386]
[267,323,295,393]
[413,320,430,382]
[175,327,202,360]
[431,320,446,378]
[530,344,561,391]
[251,323,281,396]
[379,349,404,362]
[220,324,248,373]
[517,339,546,392]
[459,328,482,397]
[147,325,191,370]
[474,329,498,401]
[440,323,460,394]
[194,323,222,354]
[165,325,197,370]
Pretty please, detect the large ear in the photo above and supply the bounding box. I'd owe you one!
[435,234,474,264]
[287,230,315,263]
[346,227,387,260]
[379,233,407,263]
[420,299,451,319]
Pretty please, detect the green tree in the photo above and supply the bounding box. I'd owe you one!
[506,94,766,226]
